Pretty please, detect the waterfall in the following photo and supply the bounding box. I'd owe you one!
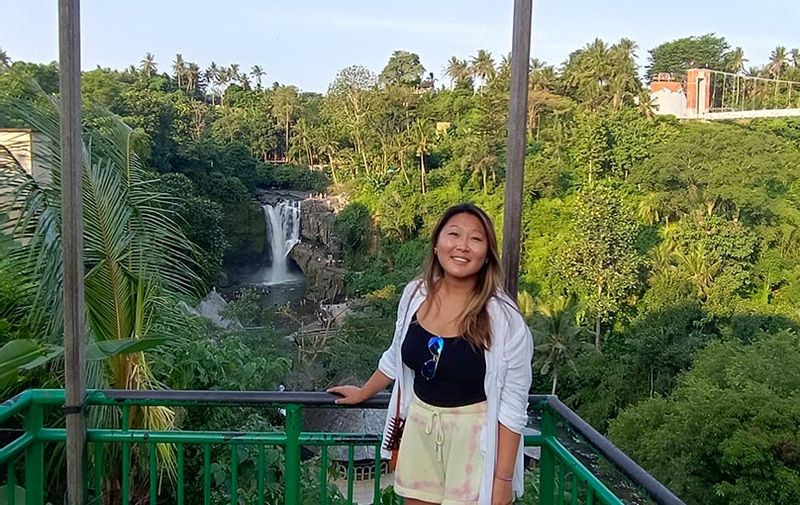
[262,200,301,284]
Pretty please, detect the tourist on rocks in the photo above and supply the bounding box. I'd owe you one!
[329,203,534,505]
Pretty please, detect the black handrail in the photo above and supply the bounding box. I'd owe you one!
[543,396,685,505]
[93,389,684,505]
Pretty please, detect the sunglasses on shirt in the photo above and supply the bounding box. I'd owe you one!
[421,336,444,380]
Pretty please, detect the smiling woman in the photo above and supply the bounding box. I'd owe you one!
[328,203,534,505]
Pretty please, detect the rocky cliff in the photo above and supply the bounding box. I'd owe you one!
[290,198,346,303]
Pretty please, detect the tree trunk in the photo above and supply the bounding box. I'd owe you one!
[285,112,290,162]
[551,370,558,395]
[420,155,426,194]
[305,143,313,167]
[328,154,338,184]
[649,365,654,398]
[595,283,603,351]
[594,314,601,352]
[399,149,410,184]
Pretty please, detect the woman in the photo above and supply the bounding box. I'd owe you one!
[328,203,533,505]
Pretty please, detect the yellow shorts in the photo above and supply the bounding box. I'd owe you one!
[394,394,487,505]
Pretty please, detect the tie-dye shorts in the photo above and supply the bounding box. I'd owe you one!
[394,394,487,504]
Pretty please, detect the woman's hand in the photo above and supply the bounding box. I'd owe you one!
[491,476,513,505]
[326,385,366,405]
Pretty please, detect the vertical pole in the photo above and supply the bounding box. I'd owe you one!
[284,405,301,505]
[502,0,534,297]
[58,1,87,505]
[538,407,556,505]
[24,404,44,505]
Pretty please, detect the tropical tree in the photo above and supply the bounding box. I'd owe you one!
[204,62,220,103]
[769,46,788,79]
[378,50,425,87]
[172,53,185,89]
[251,65,265,89]
[324,65,377,174]
[140,52,157,78]
[0,48,10,71]
[444,56,468,86]
[271,85,299,161]
[185,62,200,93]
[672,244,722,300]
[728,46,747,74]
[0,97,199,466]
[531,296,586,394]
[470,50,496,89]
[790,48,800,68]
[646,34,731,80]
[559,184,642,350]
[412,119,430,193]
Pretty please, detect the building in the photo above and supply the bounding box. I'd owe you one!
[0,128,51,184]
[649,73,688,118]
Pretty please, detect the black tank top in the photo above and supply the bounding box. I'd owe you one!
[401,313,487,407]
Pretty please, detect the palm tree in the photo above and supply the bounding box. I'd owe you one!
[292,118,315,166]
[672,244,721,300]
[314,125,341,184]
[531,296,586,395]
[229,63,242,86]
[444,57,467,86]
[140,52,157,78]
[251,65,265,89]
[769,46,788,79]
[564,38,614,109]
[185,63,199,93]
[636,88,657,120]
[791,49,800,68]
[649,241,675,274]
[469,50,496,89]
[271,86,299,160]
[205,62,220,104]
[413,119,430,193]
[0,97,200,483]
[218,66,232,106]
[172,54,185,89]
[0,48,10,70]
[728,47,747,74]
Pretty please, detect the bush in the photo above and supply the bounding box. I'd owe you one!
[333,203,371,255]
[256,163,328,192]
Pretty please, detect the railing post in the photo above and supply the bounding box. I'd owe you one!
[538,406,556,505]
[284,404,301,505]
[24,404,44,505]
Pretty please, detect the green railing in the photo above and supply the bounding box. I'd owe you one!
[0,389,684,505]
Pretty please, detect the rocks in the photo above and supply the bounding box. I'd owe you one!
[181,288,242,329]
[280,196,347,303]
[299,199,342,255]
[290,241,345,303]
[224,203,268,266]
[255,189,311,206]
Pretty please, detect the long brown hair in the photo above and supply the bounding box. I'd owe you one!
[420,203,503,350]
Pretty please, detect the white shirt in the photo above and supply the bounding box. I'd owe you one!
[378,280,534,503]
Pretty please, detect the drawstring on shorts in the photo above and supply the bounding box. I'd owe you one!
[424,410,445,461]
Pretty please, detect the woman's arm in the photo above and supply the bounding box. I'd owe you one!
[327,368,393,404]
[493,309,534,504]
[492,423,521,504]
[327,280,420,404]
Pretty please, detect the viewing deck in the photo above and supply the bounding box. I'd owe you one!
[0,389,685,505]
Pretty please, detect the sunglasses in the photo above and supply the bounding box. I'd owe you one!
[421,336,444,380]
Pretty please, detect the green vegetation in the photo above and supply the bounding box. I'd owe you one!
[2,32,800,503]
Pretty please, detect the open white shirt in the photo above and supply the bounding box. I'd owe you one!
[378,280,534,503]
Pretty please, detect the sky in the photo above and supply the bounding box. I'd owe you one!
[1,0,797,93]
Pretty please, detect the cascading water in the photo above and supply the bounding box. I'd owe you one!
[262,200,301,284]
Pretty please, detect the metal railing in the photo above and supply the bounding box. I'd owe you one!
[0,390,685,505]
